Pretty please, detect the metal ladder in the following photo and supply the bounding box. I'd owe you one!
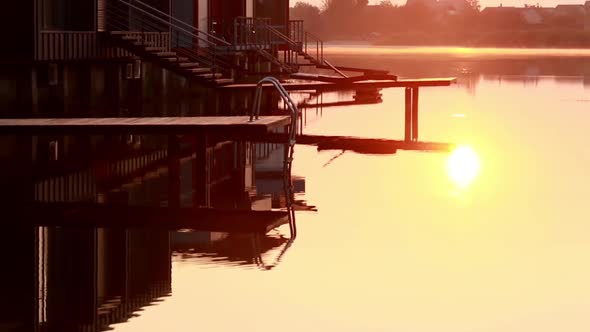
[250,77,298,238]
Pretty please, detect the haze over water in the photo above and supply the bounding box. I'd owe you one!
[105,46,590,331]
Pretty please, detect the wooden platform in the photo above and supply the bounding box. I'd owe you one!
[0,116,291,136]
[290,72,398,83]
[221,78,456,91]
[5,203,289,234]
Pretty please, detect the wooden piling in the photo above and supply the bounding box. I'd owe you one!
[167,135,180,208]
[411,87,419,142]
[193,134,210,208]
[405,88,412,142]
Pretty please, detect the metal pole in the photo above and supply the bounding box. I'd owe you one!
[404,88,412,142]
[411,87,419,142]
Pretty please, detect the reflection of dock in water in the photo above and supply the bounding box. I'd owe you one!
[172,231,291,269]
[0,227,171,331]
[5,204,289,233]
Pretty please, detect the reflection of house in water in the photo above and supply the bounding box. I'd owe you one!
[0,123,303,329]
[0,227,171,331]
[583,61,590,88]
[455,73,480,95]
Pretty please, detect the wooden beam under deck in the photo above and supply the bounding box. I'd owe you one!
[217,133,454,154]
[4,203,289,234]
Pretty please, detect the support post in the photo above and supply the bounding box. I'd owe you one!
[167,135,180,208]
[411,87,419,142]
[404,87,412,142]
[193,134,210,208]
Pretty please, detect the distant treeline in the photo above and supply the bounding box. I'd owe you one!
[290,0,590,47]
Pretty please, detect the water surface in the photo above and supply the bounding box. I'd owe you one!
[4,47,590,332]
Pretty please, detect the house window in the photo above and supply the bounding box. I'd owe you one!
[48,63,59,86]
[124,61,142,80]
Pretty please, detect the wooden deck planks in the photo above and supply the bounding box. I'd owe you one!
[5,203,289,234]
[221,78,456,91]
[0,116,292,136]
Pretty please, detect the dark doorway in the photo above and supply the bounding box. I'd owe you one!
[209,0,246,40]
[255,0,288,26]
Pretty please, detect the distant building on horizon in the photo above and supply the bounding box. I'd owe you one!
[480,1,590,30]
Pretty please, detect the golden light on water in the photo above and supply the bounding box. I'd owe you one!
[447,146,480,188]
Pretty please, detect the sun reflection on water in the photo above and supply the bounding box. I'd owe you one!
[447,146,480,189]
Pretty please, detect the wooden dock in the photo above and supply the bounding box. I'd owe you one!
[221,78,456,144]
[5,203,289,234]
[0,116,294,209]
[0,116,291,136]
[290,72,398,84]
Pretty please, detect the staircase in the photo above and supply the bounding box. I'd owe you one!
[262,23,350,78]
[106,0,235,87]
[233,17,299,74]
[287,25,394,80]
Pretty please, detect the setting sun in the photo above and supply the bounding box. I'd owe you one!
[447,146,481,188]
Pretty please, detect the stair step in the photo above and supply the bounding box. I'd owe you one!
[214,78,234,85]
[110,31,132,35]
[185,67,212,74]
[133,41,153,47]
[145,46,167,52]
[193,72,223,79]
[162,57,189,62]
[178,62,201,68]
[154,52,177,57]
[121,35,141,41]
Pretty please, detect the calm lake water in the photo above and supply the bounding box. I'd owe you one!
[3,47,590,331]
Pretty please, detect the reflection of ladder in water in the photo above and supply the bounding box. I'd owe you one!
[251,77,298,238]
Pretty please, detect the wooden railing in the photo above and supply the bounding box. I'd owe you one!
[288,20,304,44]
[36,30,170,61]
[233,17,272,48]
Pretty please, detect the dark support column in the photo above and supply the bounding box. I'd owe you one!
[411,87,419,142]
[167,135,180,208]
[404,87,412,142]
[193,134,210,208]
[7,137,35,204]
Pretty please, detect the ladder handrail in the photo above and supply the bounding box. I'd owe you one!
[122,0,231,46]
[250,77,298,145]
[250,77,298,238]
